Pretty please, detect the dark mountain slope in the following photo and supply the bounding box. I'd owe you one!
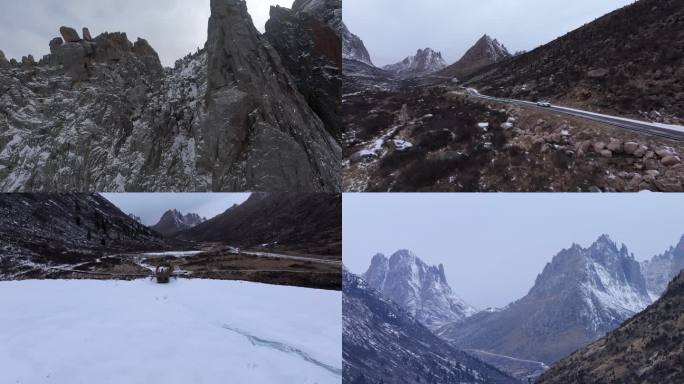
[464,0,684,121]
[343,269,519,384]
[0,194,168,277]
[177,193,341,256]
[441,34,511,79]
[538,271,684,384]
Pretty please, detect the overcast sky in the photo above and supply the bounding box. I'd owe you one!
[344,0,637,67]
[0,0,292,67]
[103,193,250,226]
[344,193,684,309]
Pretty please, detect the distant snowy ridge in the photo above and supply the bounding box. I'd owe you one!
[383,48,447,78]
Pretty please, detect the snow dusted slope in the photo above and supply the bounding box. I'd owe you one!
[341,23,373,66]
[0,279,341,384]
[363,250,477,330]
[438,235,653,365]
[642,234,684,297]
[343,269,518,384]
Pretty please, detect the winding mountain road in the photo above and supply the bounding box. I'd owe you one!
[466,89,684,141]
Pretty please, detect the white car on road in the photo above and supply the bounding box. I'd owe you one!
[537,101,552,107]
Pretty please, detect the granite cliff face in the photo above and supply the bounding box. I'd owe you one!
[0,0,341,192]
[204,0,340,192]
[265,0,342,140]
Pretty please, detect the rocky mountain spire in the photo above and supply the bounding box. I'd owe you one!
[264,0,342,140]
[204,0,340,191]
[363,249,477,330]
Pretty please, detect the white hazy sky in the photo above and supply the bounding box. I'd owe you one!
[102,193,251,226]
[343,193,684,309]
[0,0,293,67]
[344,0,637,66]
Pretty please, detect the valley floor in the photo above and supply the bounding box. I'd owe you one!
[0,279,342,384]
[4,244,342,290]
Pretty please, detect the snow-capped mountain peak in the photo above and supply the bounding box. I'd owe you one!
[363,249,477,330]
[382,47,447,78]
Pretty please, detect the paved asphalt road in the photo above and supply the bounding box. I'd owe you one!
[467,90,684,141]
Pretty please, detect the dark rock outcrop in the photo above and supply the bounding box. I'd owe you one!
[60,26,81,42]
[0,2,339,192]
[204,0,340,192]
[265,1,342,140]
[82,27,93,41]
[0,50,8,68]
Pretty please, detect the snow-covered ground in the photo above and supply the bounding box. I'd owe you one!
[0,279,341,384]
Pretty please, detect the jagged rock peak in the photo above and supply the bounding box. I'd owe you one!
[60,26,81,42]
[205,0,340,192]
[363,249,477,329]
[341,22,373,66]
[383,47,447,78]
[0,49,9,68]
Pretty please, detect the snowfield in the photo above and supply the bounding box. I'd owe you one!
[0,279,341,384]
